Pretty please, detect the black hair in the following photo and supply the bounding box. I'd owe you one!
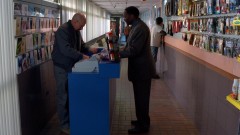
[156,17,163,25]
[125,6,139,18]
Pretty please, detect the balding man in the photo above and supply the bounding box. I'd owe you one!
[51,13,97,134]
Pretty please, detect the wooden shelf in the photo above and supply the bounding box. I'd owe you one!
[17,59,52,75]
[14,14,60,19]
[188,13,237,19]
[166,13,237,21]
[226,94,240,110]
[182,31,240,39]
[15,29,57,38]
[16,44,53,57]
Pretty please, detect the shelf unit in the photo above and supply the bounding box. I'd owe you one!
[182,31,240,39]
[14,14,60,19]
[15,29,57,38]
[167,13,238,21]
[165,36,240,77]
[16,44,53,57]
[14,0,60,74]
[188,13,238,19]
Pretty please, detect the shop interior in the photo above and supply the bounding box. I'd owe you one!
[1,0,240,135]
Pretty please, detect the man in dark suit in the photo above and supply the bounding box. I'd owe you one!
[119,6,156,134]
[51,13,97,134]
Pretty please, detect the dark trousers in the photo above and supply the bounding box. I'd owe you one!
[54,65,69,129]
[132,79,151,128]
[126,35,129,41]
[151,46,159,62]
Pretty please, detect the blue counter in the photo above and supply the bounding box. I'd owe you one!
[68,61,120,135]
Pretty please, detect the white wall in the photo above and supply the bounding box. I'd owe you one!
[0,0,21,135]
[61,0,111,42]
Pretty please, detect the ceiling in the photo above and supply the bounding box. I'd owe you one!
[91,0,161,15]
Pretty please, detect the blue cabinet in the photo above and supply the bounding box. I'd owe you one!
[68,61,120,135]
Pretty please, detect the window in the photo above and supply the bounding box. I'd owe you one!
[62,0,110,42]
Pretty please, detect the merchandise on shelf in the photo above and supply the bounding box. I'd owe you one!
[174,0,179,15]
[217,38,224,54]
[224,39,234,57]
[178,0,182,15]
[231,78,239,100]
[236,40,240,62]
[233,14,240,26]
[166,0,240,61]
[14,1,60,74]
[165,1,172,16]
[182,0,191,14]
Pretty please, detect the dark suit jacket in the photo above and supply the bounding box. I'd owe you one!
[120,19,156,81]
[51,20,89,71]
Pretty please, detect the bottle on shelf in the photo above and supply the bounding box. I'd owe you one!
[232,78,238,100]
[105,32,120,63]
[238,79,240,101]
[108,45,120,63]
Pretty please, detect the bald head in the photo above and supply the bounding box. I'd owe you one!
[72,13,86,24]
[71,13,86,31]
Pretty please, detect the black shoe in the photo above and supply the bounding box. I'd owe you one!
[128,126,149,134]
[153,75,160,79]
[131,120,139,126]
[131,120,150,128]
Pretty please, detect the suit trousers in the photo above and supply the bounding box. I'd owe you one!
[54,65,70,129]
[132,79,151,128]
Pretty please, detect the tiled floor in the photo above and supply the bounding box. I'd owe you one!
[40,59,199,135]
[110,59,199,135]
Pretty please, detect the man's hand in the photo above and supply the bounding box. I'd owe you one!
[82,54,89,60]
[89,47,98,54]
[160,30,167,36]
[119,46,126,51]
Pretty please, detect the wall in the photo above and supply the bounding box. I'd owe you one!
[140,6,162,29]
[163,43,240,135]
[0,0,21,135]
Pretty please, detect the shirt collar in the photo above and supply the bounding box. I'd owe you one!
[67,20,75,31]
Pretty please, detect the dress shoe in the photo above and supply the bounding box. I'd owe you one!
[153,74,160,79]
[131,120,150,128]
[131,120,139,126]
[128,126,149,134]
